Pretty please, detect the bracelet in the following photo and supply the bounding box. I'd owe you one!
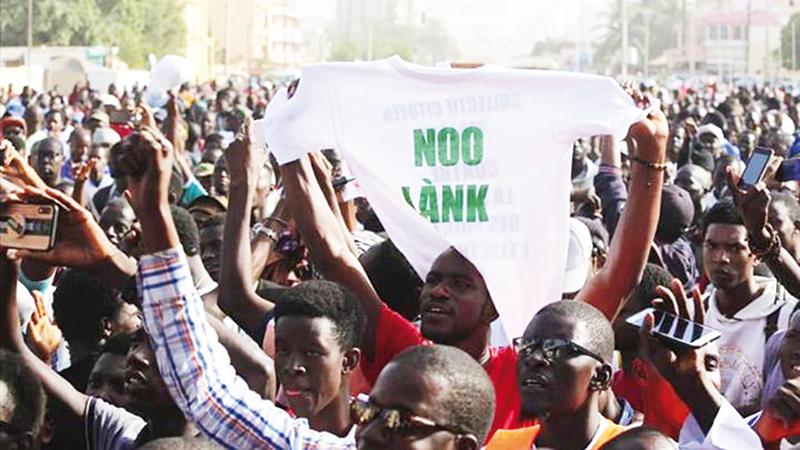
[628,155,668,171]
[749,223,781,260]
[253,223,279,242]
[262,216,289,229]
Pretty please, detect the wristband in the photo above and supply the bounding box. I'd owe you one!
[749,223,781,260]
[629,155,668,171]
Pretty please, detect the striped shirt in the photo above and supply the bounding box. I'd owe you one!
[138,247,355,450]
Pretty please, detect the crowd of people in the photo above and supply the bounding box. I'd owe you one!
[1,69,800,450]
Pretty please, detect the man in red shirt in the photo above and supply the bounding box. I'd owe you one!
[282,106,667,440]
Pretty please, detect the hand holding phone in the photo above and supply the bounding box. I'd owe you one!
[738,146,774,188]
[626,307,721,349]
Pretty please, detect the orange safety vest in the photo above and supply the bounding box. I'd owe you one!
[486,419,627,450]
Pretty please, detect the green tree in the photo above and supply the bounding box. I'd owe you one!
[0,0,186,69]
[593,0,681,74]
[781,13,800,70]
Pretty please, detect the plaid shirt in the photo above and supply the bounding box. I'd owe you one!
[138,247,355,450]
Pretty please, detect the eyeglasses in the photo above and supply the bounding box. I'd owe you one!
[0,419,23,436]
[350,394,464,437]
[512,337,606,365]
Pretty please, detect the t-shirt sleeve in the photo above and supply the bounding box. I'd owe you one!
[360,303,426,384]
[264,65,337,165]
[553,75,647,144]
[85,397,147,450]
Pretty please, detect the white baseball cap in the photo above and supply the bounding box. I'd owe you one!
[92,127,121,147]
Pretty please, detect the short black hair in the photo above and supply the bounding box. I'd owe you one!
[99,331,133,357]
[771,190,800,223]
[53,270,121,347]
[701,198,743,237]
[603,426,676,450]
[628,264,674,312]
[137,437,223,450]
[171,205,201,256]
[530,300,615,362]
[0,348,46,436]
[273,280,365,351]
[359,240,422,320]
[200,212,226,230]
[389,345,495,443]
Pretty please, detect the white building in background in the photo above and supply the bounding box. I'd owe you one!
[265,0,304,69]
[209,0,303,76]
[667,0,800,79]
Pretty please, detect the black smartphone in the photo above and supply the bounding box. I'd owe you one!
[776,158,800,182]
[738,146,774,188]
[625,307,722,349]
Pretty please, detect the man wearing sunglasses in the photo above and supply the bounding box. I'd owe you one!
[119,124,497,449]
[487,301,626,450]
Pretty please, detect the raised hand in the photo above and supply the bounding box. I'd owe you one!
[117,127,180,254]
[117,127,175,216]
[641,279,708,385]
[9,186,113,268]
[25,291,63,363]
[638,279,724,434]
[0,139,47,189]
[724,161,780,236]
[71,158,97,184]
[226,117,268,190]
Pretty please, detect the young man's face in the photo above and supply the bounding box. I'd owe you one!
[356,363,462,450]
[517,311,605,419]
[87,353,130,408]
[418,249,492,345]
[702,224,756,289]
[199,223,224,281]
[275,316,355,419]
[124,337,172,412]
[779,315,800,381]
[69,134,90,164]
[32,141,64,187]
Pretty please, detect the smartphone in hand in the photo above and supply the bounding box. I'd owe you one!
[626,307,721,349]
[738,146,774,188]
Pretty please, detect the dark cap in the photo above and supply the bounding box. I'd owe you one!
[657,185,695,244]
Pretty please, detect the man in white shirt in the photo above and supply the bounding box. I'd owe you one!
[701,199,800,415]
[80,128,118,209]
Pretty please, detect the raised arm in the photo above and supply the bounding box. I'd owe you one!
[594,135,628,236]
[10,185,137,289]
[281,155,383,359]
[0,252,87,419]
[122,127,352,449]
[580,107,668,321]
[726,166,800,299]
[217,119,275,342]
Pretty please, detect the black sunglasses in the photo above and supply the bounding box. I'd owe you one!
[350,394,465,437]
[512,337,606,365]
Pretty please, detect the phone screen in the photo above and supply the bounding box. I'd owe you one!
[625,308,721,348]
[740,150,771,186]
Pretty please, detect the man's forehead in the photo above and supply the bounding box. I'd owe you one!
[431,249,481,277]
[370,363,446,417]
[705,223,747,241]
[525,312,583,340]
[92,353,126,375]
